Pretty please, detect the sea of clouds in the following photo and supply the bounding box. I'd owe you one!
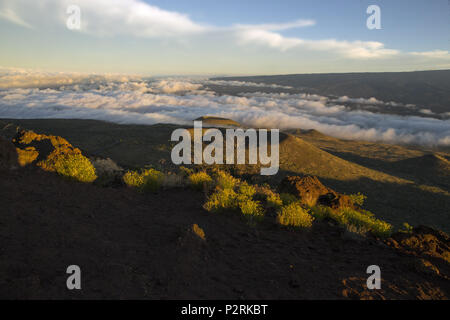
[0,68,449,146]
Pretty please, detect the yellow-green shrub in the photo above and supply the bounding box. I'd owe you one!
[239,199,264,221]
[45,153,97,183]
[16,147,38,166]
[266,191,283,209]
[204,188,238,213]
[15,130,97,183]
[277,202,314,228]
[214,170,239,190]
[334,208,392,238]
[238,182,256,198]
[309,205,332,221]
[399,222,413,234]
[123,168,164,192]
[189,172,213,190]
[349,192,367,207]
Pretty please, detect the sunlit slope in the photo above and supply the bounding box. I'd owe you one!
[1,118,449,230]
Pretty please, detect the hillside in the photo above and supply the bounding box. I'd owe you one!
[1,118,449,231]
[1,154,449,299]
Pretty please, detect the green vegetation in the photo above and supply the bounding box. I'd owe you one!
[203,170,264,222]
[123,168,164,192]
[265,191,283,209]
[203,188,238,213]
[238,182,256,198]
[239,199,264,221]
[46,153,97,183]
[276,202,314,228]
[214,170,239,190]
[399,222,414,234]
[15,130,97,183]
[188,171,213,190]
[349,192,367,207]
[309,205,332,221]
[322,207,392,238]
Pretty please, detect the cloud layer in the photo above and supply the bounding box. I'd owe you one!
[0,69,449,147]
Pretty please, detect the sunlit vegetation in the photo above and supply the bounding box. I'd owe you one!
[41,153,97,183]
[309,204,393,238]
[399,222,414,234]
[214,170,240,190]
[265,190,283,209]
[16,147,38,166]
[349,192,367,207]
[188,171,213,190]
[309,205,333,221]
[203,170,264,222]
[15,130,97,182]
[192,223,206,240]
[203,188,239,213]
[123,168,164,192]
[276,202,314,228]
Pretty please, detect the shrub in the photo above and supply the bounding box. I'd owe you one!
[334,208,393,238]
[189,172,213,190]
[280,193,298,206]
[16,147,38,166]
[214,170,239,190]
[45,153,97,183]
[277,202,314,228]
[92,158,122,176]
[399,222,414,234]
[238,182,256,198]
[204,188,238,213]
[349,192,367,207]
[192,224,206,240]
[123,168,164,192]
[309,205,332,221]
[239,199,264,221]
[15,130,97,182]
[266,191,283,209]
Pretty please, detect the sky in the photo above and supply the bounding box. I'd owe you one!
[0,0,449,75]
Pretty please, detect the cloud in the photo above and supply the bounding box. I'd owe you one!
[0,7,32,28]
[237,30,400,58]
[204,80,293,89]
[410,50,450,59]
[0,0,406,60]
[0,0,206,37]
[233,19,316,31]
[0,70,449,147]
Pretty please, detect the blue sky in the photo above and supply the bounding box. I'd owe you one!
[0,0,449,75]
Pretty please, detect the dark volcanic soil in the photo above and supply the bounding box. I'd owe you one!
[0,167,449,299]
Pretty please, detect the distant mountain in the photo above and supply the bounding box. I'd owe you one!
[213,70,450,114]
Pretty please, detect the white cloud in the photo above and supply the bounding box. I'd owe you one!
[237,30,400,58]
[237,29,304,52]
[0,0,206,37]
[0,70,449,147]
[410,50,450,59]
[233,19,316,31]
